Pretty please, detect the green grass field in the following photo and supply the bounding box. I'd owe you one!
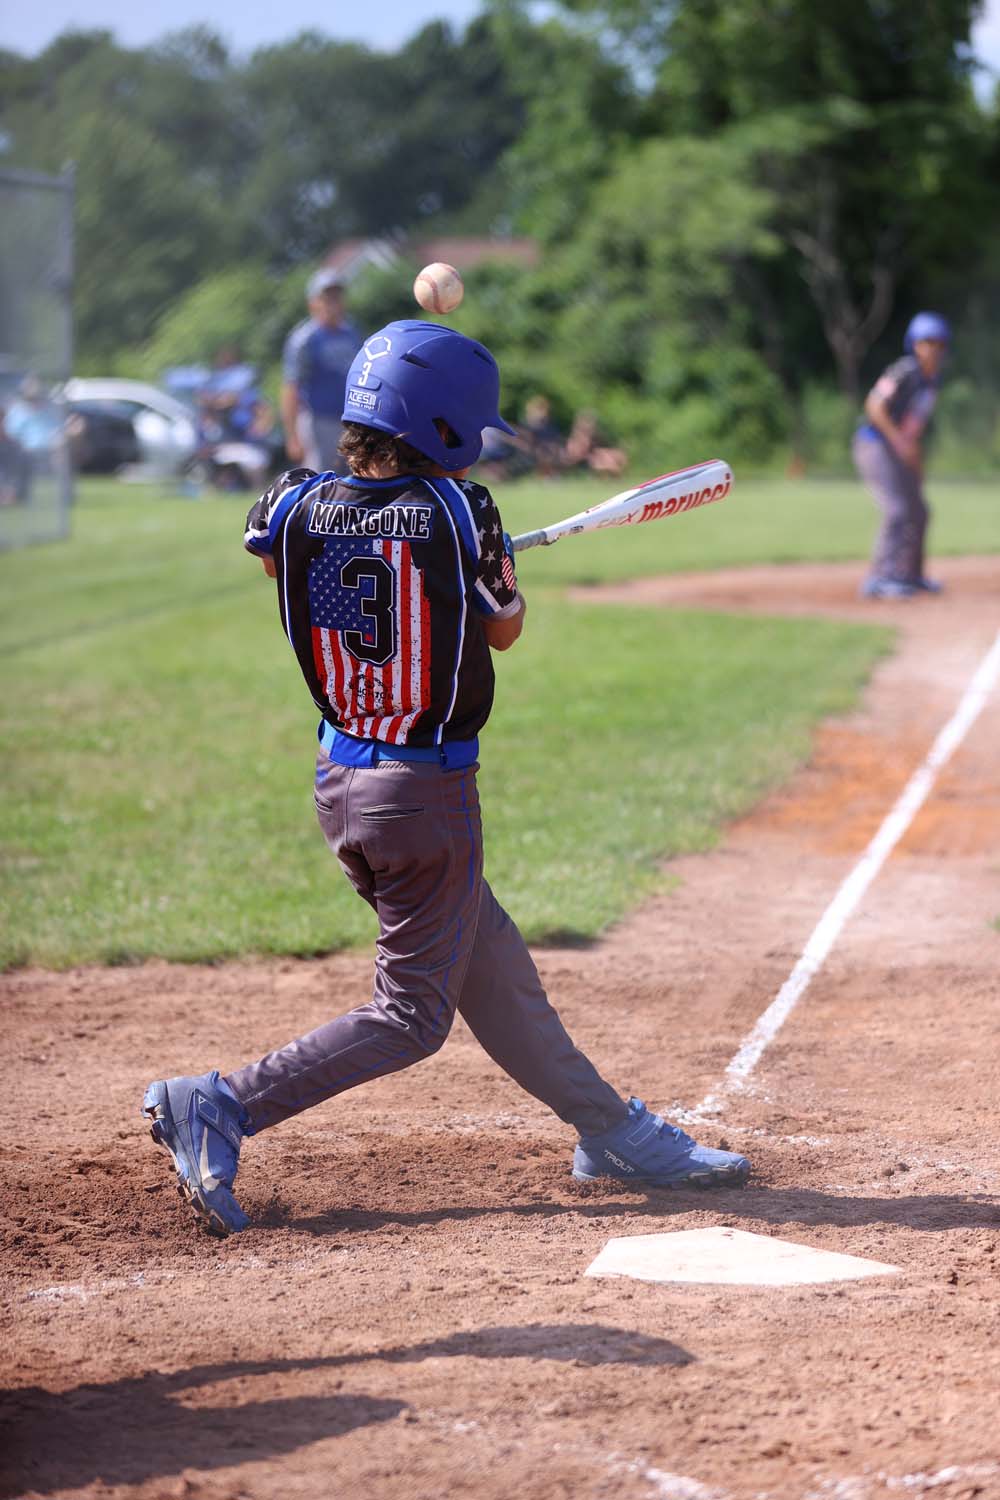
[7,465,993,969]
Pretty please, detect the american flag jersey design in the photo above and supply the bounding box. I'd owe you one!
[245,469,520,747]
[307,531,431,743]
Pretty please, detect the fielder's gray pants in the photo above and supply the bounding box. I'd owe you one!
[226,759,627,1139]
[853,433,929,584]
[298,411,349,476]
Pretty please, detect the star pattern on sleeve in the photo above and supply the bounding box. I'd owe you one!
[472,488,517,612]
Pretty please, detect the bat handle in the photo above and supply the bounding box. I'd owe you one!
[509,528,555,553]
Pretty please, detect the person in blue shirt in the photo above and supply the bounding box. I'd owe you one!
[853,312,951,599]
[281,269,361,477]
[3,376,64,503]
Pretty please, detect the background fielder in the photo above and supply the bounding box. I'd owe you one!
[853,311,951,599]
[142,320,751,1237]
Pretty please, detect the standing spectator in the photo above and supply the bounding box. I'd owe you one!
[520,394,564,476]
[0,405,30,504]
[3,376,64,503]
[853,312,950,599]
[280,269,361,476]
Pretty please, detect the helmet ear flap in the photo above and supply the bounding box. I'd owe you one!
[432,417,464,452]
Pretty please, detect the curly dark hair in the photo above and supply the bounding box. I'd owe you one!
[338,422,441,476]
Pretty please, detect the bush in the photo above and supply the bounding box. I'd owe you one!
[117,264,313,392]
[797,384,857,475]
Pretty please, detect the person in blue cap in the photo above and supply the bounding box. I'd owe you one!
[141,321,751,1237]
[853,311,951,598]
[281,268,361,476]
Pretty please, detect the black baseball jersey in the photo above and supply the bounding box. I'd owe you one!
[245,468,520,746]
[859,354,939,443]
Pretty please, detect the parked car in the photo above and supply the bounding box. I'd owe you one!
[64,398,141,473]
[62,378,199,477]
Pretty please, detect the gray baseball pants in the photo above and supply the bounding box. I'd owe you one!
[226,758,628,1138]
[853,433,929,584]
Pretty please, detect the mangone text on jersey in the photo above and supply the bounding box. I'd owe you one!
[308,500,434,541]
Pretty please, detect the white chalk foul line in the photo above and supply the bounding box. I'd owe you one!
[684,626,1000,1123]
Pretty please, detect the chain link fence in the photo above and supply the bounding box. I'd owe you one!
[0,165,75,549]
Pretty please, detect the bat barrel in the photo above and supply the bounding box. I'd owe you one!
[509,458,732,555]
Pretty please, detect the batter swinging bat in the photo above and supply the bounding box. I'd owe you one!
[509,459,732,553]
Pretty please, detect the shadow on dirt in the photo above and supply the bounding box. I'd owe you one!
[0,1324,691,1496]
[279,1185,1000,1237]
[375,1322,694,1367]
[0,1376,402,1498]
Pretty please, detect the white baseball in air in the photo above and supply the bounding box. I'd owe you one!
[413,262,464,315]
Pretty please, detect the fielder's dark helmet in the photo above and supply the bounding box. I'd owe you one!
[904,312,951,352]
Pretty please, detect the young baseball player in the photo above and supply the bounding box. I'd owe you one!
[142,321,751,1236]
[853,311,951,599]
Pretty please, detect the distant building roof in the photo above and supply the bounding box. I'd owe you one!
[409,237,539,271]
[319,234,539,283]
[321,238,403,281]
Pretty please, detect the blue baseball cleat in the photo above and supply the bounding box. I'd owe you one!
[573,1097,750,1189]
[142,1071,250,1236]
[860,577,916,599]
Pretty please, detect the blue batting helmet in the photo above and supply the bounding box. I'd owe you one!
[903,312,951,352]
[341,321,515,471]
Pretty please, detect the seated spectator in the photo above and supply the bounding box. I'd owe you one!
[562,409,628,477]
[188,349,282,491]
[196,347,260,445]
[521,394,565,476]
[475,423,535,483]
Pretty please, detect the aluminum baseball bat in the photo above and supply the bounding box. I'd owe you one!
[509,459,732,553]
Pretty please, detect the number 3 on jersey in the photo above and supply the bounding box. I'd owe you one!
[340,554,396,665]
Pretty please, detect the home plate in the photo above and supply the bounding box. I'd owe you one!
[584,1227,899,1286]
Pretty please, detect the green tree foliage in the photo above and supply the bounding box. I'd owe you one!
[549,0,998,400]
[2,3,999,470]
[488,10,641,243]
[0,18,532,360]
[1,31,232,362]
[125,265,304,390]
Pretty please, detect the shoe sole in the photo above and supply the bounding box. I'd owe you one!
[142,1082,244,1238]
[571,1162,750,1189]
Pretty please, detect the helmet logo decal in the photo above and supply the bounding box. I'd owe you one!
[356,334,392,389]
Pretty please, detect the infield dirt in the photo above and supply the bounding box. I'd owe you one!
[3,557,999,1500]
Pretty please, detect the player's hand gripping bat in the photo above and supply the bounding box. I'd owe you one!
[509,459,732,554]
